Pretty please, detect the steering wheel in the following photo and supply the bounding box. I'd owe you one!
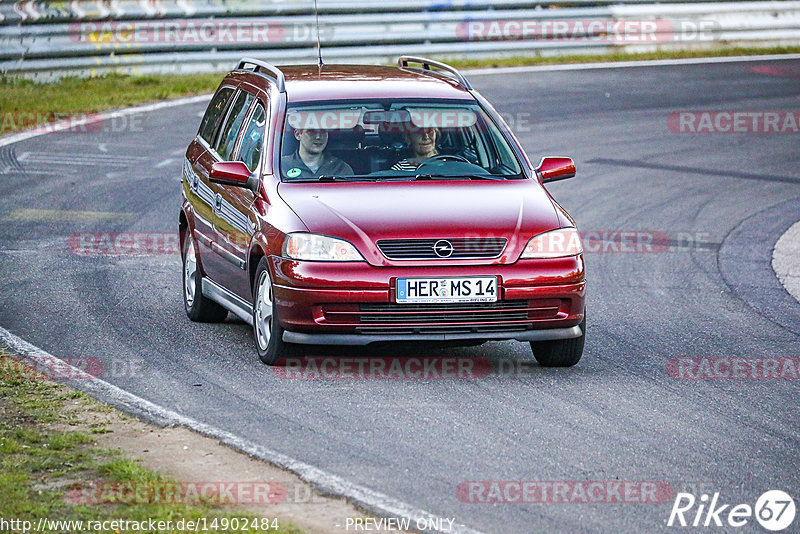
[424,154,471,164]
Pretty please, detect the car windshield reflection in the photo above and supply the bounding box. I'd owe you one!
[279,101,524,182]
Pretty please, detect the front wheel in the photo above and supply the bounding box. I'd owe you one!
[252,258,298,365]
[530,315,586,367]
[183,231,228,323]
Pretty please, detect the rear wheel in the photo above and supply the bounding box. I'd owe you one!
[182,231,228,322]
[253,257,298,365]
[530,315,586,367]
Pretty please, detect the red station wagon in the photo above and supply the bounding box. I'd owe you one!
[180,56,586,366]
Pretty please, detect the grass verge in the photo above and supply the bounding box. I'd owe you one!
[0,72,224,136]
[0,350,303,533]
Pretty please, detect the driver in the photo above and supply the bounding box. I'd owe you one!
[391,126,438,171]
[282,128,353,179]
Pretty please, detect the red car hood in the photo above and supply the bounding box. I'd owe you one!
[277,179,560,266]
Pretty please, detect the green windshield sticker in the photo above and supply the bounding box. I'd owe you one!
[287,168,302,178]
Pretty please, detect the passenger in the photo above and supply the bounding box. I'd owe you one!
[391,126,438,171]
[282,129,353,179]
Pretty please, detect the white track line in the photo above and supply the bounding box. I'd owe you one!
[772,221,800,305]
[0,95,210,149]
[0,326,483,534]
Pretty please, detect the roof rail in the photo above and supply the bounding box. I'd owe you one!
[236,57,286,93]
[397,56,472,91]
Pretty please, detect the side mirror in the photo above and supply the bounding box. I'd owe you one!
[210,161,259,192]
[535,157,576,184]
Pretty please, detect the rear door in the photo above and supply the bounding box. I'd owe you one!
[212,94,267,300]
[196,89,254,286]
[186,86,235,267]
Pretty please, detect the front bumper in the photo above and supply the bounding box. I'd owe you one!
[270,255,585,345]
[282,325,583,345]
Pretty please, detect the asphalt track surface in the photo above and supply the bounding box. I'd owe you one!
[1,58,799,533]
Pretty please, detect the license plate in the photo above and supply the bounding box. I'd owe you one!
[396,277,497,304]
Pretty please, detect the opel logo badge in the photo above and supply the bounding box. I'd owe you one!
[433,240,454,258]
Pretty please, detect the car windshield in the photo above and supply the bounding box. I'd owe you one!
[279,100,524,182]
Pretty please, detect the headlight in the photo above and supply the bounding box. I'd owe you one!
[521,228,583,259]
[283,233,365,261]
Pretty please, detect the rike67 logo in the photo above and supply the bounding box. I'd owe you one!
[668,490,796,531]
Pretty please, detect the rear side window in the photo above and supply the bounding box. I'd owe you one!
[215,91,254,161]
[238,102,267,172]
[198,87,234,144]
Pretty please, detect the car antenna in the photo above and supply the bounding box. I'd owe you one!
[314,0,323,70]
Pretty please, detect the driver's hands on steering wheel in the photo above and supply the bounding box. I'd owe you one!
[422,154,472,164]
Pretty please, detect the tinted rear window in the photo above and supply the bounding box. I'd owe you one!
[215,91,254,161]
[198,87,234,144]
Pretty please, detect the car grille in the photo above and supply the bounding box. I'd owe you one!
[359,301,531,323]
[376,238,507,260]
[321,300,563,335]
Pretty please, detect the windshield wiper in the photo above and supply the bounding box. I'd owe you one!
[288,174,507,183]
[289,175,373,183]
[414,173,506,181]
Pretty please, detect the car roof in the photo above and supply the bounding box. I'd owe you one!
[234,64,475,103]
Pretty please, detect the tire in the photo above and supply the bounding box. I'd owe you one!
[182,231,228,322]
[252,257,299,365]
[530,315,586,367]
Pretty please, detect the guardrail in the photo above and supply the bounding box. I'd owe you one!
[2,0,799,79]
